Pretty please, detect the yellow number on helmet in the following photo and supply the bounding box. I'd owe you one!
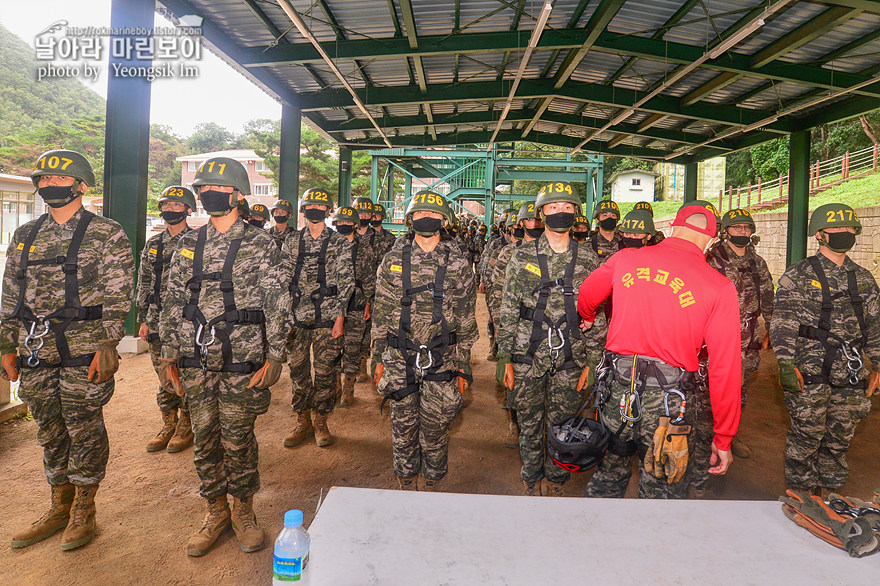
[826,210,836,222]
[60,157,73,170]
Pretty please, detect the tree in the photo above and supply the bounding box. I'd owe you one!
[148,123,187,213]
[186,121,236,153]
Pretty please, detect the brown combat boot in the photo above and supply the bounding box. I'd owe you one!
[312,411,333,447]
[544,480,565,497]
[422,478,442,492]
[60,485,98,551]
[283,411,314,447]
[231,496,264,553]
[731,436,751,459]
[356,356,369,382]
[186,496,231,557]
[504,411,519,449]
[11,483,75,548]
[523,480,542,497]
[397,476,417,491]
[167,409,194,453]
[146,408,177,452]
[339,374,356,407]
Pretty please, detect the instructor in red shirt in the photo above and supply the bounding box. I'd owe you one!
[578,201,741,499]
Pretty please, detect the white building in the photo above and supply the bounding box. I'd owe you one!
[609,169,659,203]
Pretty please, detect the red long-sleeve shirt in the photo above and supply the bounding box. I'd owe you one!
[578,237,742,451]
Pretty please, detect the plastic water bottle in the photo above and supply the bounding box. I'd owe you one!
[273,510,310,585]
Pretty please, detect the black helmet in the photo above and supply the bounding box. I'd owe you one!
[546,413,611,473]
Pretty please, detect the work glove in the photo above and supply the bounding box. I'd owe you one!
[495,353,511,387]
[87,339,120,384]
[576,355,598,392]
[458,362,472,394]
[761,332,771,350]
[504,363,514,392]
[157,357,183,397]
[644,416,669,480]
[1,352,19,382]
[248,355,284,389]
[661,421,692,484]
[827,493,880,531]
[778,360,804,393]
[780,489,880,557]
[374,362,385,388]
[867,371,880,397]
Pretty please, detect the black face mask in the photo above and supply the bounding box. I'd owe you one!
[303,208,326,223]
[200,189,234,216]
[525,226,545,238]
[544,212,576,232]
[572,231,589,242]
[728,235,751,248]
[359,217,370,227]
[511,227,525,240]
[336,224,355,235]
[370,219,383,227]
[273,214,289,225]
[622,236,645,249]
[248,219,266,228]
[599,217,618,231]
[412,217,443,236]
[823,231,856,253]
[37,185,78,208]
[161,210,187,225]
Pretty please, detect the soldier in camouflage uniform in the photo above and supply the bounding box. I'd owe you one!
[334,206,376,407]
[770,203,880,495]
[479,210,515,361]
[370,203,397,263]
[351,197,382,382]
[634,201,666,245]
[372,190,477,491]
[571,215,590,243]
[282,188,354,448]
[618,208,657,249]
[137,186,196,454]
[4,150,133,551]
[159,157,288,556]
[706,208,774,459]
[269,199,295,249]
[247,203,270,229]
[497,182,599,496]
[590,199,622,263]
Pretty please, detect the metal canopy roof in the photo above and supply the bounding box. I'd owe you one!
[156,0,880,163]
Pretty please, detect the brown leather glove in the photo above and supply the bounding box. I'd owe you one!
[761,332,771,350]
[374,362,385,387]
[576,365,592,392]
[157,357,183,397]
[504,362,514,391]
[867,371,880,397]
[1,352,19,382]
[661,422,692,485]
[644,416,669,480]
[248,356,283,389]
[87,339,120,384]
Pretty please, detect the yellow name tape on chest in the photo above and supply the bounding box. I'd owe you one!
[149,248,158,255]
[16,243,36,252]
[180,249,195,260]
[811,280,823,289]
[525,263,542,277]
[389,264,403,273]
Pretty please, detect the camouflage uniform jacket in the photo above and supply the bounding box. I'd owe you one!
[498,235,599,376]
[479,234,507,282]
[348,230,377,311]
[706,241,774,352]
[372,236,478,390]
[372,227,396,265]
[487,240,516,317]
[590,230,622,264]
[282,225,355,328]
[136,226,191,332]
[159,219,290,364]
[0,207,133,359]
[770,252,880,386]
[270,224,294,249]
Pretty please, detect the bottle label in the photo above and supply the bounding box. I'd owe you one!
[274,553,309,581]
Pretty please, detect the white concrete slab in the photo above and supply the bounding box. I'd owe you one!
[117,335,148,355]
[308,487,878,586]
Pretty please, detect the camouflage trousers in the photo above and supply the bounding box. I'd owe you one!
[149,341,188,413]
[181,368,270,499]
[511,363,584,484]
[389,377,462,481]
[783,381,871,490]
[684,377,714,494]
[740,349,760,410]
[288,326,343,415]
[342,311,370,375]
[19,365,114,487]
[584,357,692,499]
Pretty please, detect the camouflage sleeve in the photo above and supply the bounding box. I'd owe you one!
[100,225,134,341]
[332,237,355,320]
[859,272,880,366]
[757,256,775,325]
[496,250,525,358]
[135,240,153,324]
[371,256,397,358]
[0,225,26,355]
[159,238,193,360]
[363,242,377,305]
[259,238,290,361]
[454,253,478,352]
[769,267,802,362]
[704,249,723,274]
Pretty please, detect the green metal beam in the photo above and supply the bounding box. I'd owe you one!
[553,0,627,86]
[751,6,863,68]
[683,162,698,202]
[787,130,811,266]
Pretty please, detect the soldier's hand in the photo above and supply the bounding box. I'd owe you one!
[374,362,384,387]
[709,442,733,475]
[761,332,771,350]
[504,362,514,391]
[1,352,19,382]
[778,360,803,393]
[249,356,283,389]
[87,340,120,384]
[138,323,149,342]
[867,371,880,397]
[363,304,371,321]
[331,316,345,339]
[478,283,486,294]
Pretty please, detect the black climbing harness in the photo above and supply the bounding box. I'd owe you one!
[290,228,338,329]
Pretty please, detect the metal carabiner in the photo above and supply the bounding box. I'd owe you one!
[664,389,687,425]
[619,390,642,423]
[547,326,566,352]
[23,316,50,367]
[195,324,216,370]
[414,344,433,377]
[841,343,864,385]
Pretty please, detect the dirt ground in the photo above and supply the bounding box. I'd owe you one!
[1,296,879,585]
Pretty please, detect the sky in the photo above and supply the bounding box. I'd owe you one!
[2,0,281,137]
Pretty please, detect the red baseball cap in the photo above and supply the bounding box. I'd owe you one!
[671,201,719,238]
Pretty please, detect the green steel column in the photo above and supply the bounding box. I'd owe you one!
[485,151,496,227]
[338,146,352,206]
[684,162,698,202]
[787,130,811,266]
[104,0,154,335]
[279,103,301,213]
[370,156,379,202]
[585,168,595,217]
[596,164,604,204]
[388,167,394,205]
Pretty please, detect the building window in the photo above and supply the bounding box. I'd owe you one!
[188,161,198,171]
[253,184,276,196]
[1,190,36,247]
[632,178,641,186]
[255,161,268,172]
